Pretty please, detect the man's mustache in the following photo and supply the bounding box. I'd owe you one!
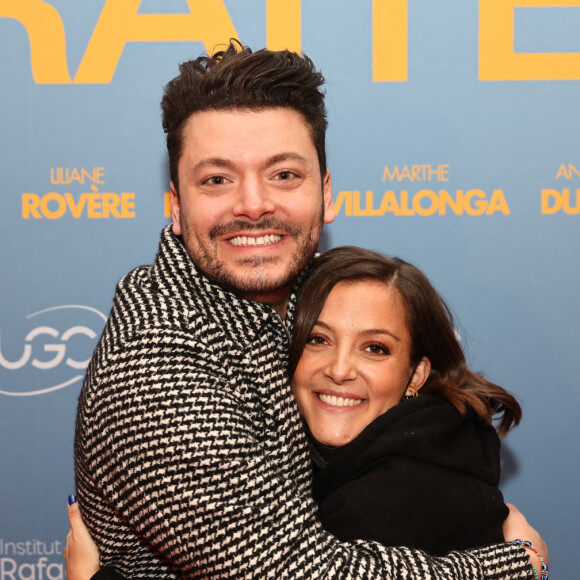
[210,218,302,239]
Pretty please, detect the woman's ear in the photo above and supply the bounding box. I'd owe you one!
[405,356,431,397]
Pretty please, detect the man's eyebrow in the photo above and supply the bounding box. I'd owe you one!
[314,320,401,342]
[192,152,308,173]
[192,157,236,172]
[266,152,309,166]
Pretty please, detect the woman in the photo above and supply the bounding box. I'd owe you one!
[66,247,547,578]
[289,247,521,555]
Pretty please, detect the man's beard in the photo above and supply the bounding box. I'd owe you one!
[181,214,323,297]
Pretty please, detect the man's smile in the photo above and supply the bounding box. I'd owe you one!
[228,234,283,247]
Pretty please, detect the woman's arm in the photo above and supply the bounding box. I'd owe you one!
[503,503,549,579]
[65,496,106,580]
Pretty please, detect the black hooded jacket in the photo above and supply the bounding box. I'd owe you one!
[311,394,508,556]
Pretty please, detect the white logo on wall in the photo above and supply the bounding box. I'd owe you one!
[0,305,105,397]
[0,538,63,580]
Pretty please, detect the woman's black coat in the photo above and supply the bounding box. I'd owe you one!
[311,394,508,556]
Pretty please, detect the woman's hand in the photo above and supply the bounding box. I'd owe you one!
[503,503,549,578]
[64,495,101,580]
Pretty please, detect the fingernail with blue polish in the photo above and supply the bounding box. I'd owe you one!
[68,494,77,505]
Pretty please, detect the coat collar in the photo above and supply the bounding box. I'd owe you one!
[150,225,298,349]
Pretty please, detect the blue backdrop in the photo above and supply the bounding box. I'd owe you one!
[1,1,578,578]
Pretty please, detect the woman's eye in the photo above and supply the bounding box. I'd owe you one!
[365,343,389,355]
[306,334,327,345]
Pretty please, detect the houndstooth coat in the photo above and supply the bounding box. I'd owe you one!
[75,226,532,579]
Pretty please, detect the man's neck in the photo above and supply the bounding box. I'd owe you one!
[240,289,290,318]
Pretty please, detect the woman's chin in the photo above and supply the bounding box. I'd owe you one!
[313,428,357,448]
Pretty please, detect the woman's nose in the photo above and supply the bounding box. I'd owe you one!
[324,350,357,384]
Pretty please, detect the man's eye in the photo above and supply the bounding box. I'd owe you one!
[275,171,296,180]
[205,176,227,185]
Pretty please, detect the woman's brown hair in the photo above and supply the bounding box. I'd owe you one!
[290,247,521,437]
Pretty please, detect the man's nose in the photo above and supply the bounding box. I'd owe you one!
[233,177,276,221]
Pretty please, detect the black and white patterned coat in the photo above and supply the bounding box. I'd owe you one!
[75,226,532,579]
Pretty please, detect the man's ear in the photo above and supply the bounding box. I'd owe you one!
[322,169,335,224]
[405,357,431,396]
[170,182,181,235]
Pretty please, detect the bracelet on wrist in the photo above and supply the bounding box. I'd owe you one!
[512,539,549,580]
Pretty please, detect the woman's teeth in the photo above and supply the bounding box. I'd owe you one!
[318,393,363,407]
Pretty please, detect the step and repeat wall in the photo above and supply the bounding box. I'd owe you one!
[1,1,578,578]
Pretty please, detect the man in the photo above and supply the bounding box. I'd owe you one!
[74,41,537,578]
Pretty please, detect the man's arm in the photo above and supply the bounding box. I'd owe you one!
[76,326,533,579]
[65,496,542,580]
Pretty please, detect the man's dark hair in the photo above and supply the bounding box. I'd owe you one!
[162,40,327,192]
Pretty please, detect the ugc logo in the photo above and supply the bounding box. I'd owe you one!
[0,305,105,397]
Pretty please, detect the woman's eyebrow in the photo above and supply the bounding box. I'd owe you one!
[313,320,401,342]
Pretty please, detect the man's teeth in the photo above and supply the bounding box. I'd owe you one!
[229,234,282,247]
[318,393,363,407]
